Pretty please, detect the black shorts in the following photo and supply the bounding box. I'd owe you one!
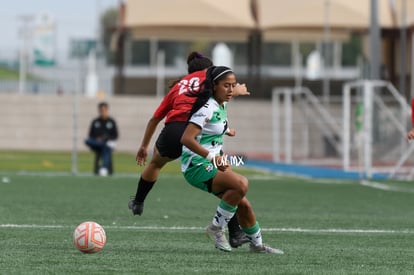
[155,121,188,159]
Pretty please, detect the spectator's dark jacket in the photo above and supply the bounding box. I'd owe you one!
[88,117,118,141]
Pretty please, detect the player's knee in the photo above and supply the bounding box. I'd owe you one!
[236,176,249,197]
[149,156,168,169]
[150,161,164,170]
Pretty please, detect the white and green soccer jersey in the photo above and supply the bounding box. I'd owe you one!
[181,97,228,173]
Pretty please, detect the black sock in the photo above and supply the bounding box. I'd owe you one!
[227,214,242,237]
[134,177,156,203]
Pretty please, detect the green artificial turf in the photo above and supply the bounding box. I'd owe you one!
[1,172,414,274]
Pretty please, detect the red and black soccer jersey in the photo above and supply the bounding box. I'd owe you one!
[153,70,206,123]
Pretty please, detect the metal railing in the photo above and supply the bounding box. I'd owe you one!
[272,86,343,163]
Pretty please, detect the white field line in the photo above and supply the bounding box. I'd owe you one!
[0,171,353,183]
[360,180,414,193]
[1,224,414,234]
[303,178,354,185]
[0,171,148,178]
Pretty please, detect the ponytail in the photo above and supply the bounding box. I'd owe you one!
[187,51,213,74]
[168,51,213,88]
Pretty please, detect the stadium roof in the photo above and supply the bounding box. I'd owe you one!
[259,0,414,41]
[124,0,414,42]
[124,0,255,41]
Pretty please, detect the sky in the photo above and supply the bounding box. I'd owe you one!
[0,0,119,63]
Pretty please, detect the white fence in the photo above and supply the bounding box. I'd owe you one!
[0,94,277,159]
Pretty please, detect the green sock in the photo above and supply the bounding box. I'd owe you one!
[242,222,262,246]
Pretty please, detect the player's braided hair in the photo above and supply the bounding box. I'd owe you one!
[188,66,233,119]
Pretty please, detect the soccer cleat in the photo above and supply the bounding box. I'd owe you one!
[205,224,232,252]
[249,243,284,254]
[229,231,250,248]
[128,199,144,216]
[98,167,108,176]
[106,140,116,149]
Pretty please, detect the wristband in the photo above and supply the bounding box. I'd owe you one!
[206,152,215,161]
[226,128,231,134]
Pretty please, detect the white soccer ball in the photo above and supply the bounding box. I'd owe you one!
[73,221,106,253]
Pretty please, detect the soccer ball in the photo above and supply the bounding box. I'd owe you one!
[73,221,106,253]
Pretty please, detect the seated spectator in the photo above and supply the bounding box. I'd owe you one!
[85,102,119,176]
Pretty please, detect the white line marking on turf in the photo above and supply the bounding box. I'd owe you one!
[0,224,65,229]
[0,171,355,183]
[2,224,414,234]
[304,178,354,185]
[360,180,414,193]
[0,171,184,179]
[262,228,414,234]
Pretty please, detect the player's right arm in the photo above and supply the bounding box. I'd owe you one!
[136,116,163,166]
[136,88,177,165]
[181,105,228,171]
[181,123,228,172]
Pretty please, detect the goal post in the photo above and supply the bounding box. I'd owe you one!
[343,80,410,179]
[272,80,412,180]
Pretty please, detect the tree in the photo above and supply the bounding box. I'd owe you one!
[100,6,118,64]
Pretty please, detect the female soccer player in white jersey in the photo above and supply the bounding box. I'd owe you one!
[181,66,284,254]
[128,52,250,248]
